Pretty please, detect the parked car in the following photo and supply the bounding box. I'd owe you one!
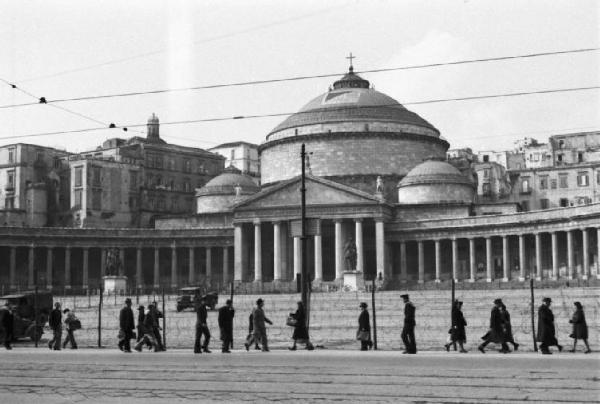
[176,287,218,311]
[0,291,53,343]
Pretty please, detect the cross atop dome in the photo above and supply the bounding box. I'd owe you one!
[346,52,356,72]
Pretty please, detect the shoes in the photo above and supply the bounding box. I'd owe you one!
[53,348,61,351]
[514,343,519,351]
[360,348,368,351]
[48,342,52,350]
[585,349,592,354]
[203,348,211,353]
[194,349,202,354]
[244,343,249,351]
[542,351,552,355]
[558,345,563,352]
[444,344,450,352]
[288,346,297,351]
[254,345,261,350]
[71,346,78,350]
[459,349,468,353]
[569,349,576,353]
[134,346,142,352]
[478,345,485,354]
[306,344,315,351]
[500,349,509,354]
[262,349,270,352]
[5,346,12,350]
[123,349,132,353]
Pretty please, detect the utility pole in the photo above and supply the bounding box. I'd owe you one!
[300,144,309,325]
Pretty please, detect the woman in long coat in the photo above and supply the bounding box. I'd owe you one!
[357,302,372,351]
[445,300,467,353]
[289,301,312,350]
[537,297,563,354]
[500,304,519,351]
[479,299,509,353]
[569,301,591,353]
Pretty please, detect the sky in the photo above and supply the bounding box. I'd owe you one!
[1,0,599,153]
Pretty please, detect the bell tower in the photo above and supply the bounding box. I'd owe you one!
[147,113,160,142]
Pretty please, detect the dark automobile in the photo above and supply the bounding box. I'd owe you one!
[0,291,53,343]
[176,287,218,311]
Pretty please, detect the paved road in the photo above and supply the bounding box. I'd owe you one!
[0,348,598,403]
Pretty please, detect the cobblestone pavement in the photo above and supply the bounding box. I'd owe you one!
[0,348,598,403]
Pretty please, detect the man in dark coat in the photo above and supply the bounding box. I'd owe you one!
[445,300,467,353]
[217,299,234,353]
[48,302,62,350]
[537,297,562,354]
[357,302,371,351]
[569,301,591,353]
[194,296,211,353]
[252,298,273,352]
[0,303,14,350]
[401,294,416,354]
[479,298,509,353]
[118,298,135,352]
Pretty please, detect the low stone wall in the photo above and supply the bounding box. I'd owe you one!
[50,286,599,352]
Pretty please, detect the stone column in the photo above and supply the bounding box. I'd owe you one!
[222,247,230,285]
[314,229,323,281]
[355,219,364,273]
[273,222,282,281]
[375,219,385,279]
[567,230,574,279]
[100,248,106,278]
[9,247,16,289]
[205,247,212,285]
[254,221,262,282]
[170,245,177,289]
[118,248,125,276]
[582,228,589,280]
[28,245,35,288]
[293,236,301,280]
[234,224,243,282]
[468,238,476,282]
[535,233,542,281]
[64,246,71,289]
[188,247,195,285]
[46,247,53,290]
[502,236,509,282]
[153,247,160,288]
[135,247,142,289]
[334,219,343,281]
[518,234,525,281]
[485,237,492,282]
[452,238,458,281]
[434,240,441,282]
[551,232,558,280]
[82,247,89,289]
[400,241,407,282]
[418,241,424,284]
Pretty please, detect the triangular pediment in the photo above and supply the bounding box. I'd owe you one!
[235,176,380,210]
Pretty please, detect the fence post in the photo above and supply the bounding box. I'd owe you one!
[451,279,456,350]
[371,278,377,350]
[98,286,103,348]
[34,286,38,348]
[530,279,538,352]
[162,288,166,350]
[229,282,234,349]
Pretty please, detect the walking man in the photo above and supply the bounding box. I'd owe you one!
[252,298,273,352]
[118,298,135,353]
[479,298,509,353]
[218,299,235,353]
[194,296,211,354]
[48,302,62,351]
[1,303,14,350]
[537,297,562,355]
[401,294,417,354]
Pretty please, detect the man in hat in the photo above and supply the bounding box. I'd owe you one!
[119,298,135,352]
[48,302,63,350]
[218,299,235,353]
[401,294,417,354]
[537,297,562,354]
[357,302,371,351]
[479,298,509,353]
[194,296,211,353]
[0,303,14,350]
[252,298,272,352]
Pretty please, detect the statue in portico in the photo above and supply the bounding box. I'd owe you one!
[344,237,357,271]
[105,247,122,276]
[376,176,384,194]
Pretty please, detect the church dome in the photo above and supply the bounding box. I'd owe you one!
[196,167,259,213]
[397,159,475,204]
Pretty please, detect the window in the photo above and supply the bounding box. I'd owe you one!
[74,166,83,187]
[129,171,137,190]
[92,167,101,187]
[5,196,14,209]
[74,189,82,207]
[230,149,236,160]
[521,177,530,193]
[557,154,563,164]
[483,155,489,162]
[36,151,44,161]
[558,140,565,149]
[171,197,178,211]
[183,179,191,193]
[155,175,162,187]
[532,153,539,162]
[129,196,138,209]
[8,147,15,163]
[482,183,491,196]
[154,155,163,169]
[521,201,529,211]
[53,158,61,169]
[157,197,166,210]
[183,159,192,173]
[540,199,549,209]
[92,189,102,210]
[6,170,15,189]
[483,169,490,179]
[577,172,589,187]
[578,152,584,163]
[597,171,600,185]
[539,176,548,190]
[559,198,569,207]
[559,174,568,188]
[550,179,557,189]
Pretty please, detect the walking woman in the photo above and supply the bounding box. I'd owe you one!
[357,302,372,351]
[479,298,509,353]
[62,308,79,349]
[569,302,591,353]
[500,303,519,351]
[289,301,313,350]
[445,300,467,353]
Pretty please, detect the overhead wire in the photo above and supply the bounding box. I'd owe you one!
[0,47,598,109]
[1,84,598,142]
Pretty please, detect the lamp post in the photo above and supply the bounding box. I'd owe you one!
[300,144,309,317]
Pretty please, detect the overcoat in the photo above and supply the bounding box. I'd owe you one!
[537,304,558,345]
[481,306,505,343]
[119,306,135,332]
[450,306,467,343]
[218,305,235,340]
[570,308,588,339]
[291,307,309,341]
[252,307,271,340]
